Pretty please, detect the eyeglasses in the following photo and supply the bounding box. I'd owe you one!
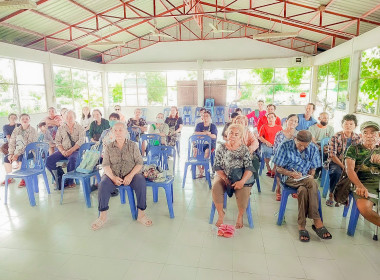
[115,109,120,111]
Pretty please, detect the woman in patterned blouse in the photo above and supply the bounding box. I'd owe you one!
[212,124,255,229]
[127,108,147,133]
[2,113,37,187]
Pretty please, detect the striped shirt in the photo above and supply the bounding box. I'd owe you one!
[273,140,321,176]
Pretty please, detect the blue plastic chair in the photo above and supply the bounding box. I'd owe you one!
[320,137,331,198]
[182,135,212,189]
[175,138,181,157]
[258,149,265,176]
[4,142,50,207]
[138,134,161,159]
[205,98,215,107]
[228,104,238,118]
[281,118,287,126]
[164,108,171,119]
[128,126,141,142]
[192,107,202,125]
[119,146,176,219]
[209,192,254,228]
[277,179,323,226]
[182,106,192,125]
[60,143,101,208]
[214,106,225,125]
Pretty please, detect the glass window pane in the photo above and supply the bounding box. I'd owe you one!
[167,70,197,86]
[108,86,124,105]
[361,46,380,79]
[0,58,14,83]
[167,87,177,106]
[108,72,127,87]
[337,82,348,111]
[273,84,310,106]
[327,60,339,83]
[318,64,328,83]
[237,69,261,84]
[250,84,273,104]
[71,69,87,89]
[88,71,101,88]
[357,78,379,114]
[18,85,47,113]
[250,68,274,84]
[55,86,74,110]
[15,60,44,85]
[274,68,288,83]
[125,95,138,106]
[204,70,236,85]
[339,57,350,80]
[0,85,17,116]
[147,87,167,106]
[89,88,103,109]
[54,66,71,87]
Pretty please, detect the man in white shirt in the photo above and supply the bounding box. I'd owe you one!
[309,112,334,146]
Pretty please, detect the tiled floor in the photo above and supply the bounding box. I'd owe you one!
[0,127,379,280]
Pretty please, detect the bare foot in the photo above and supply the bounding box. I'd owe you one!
[91,217,107,231]
[215,211,225,227]
[137,213,152,227]
[236,215,244,229]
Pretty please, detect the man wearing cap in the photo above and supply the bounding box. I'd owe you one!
[345,121,380,227]
[273,130,332,242]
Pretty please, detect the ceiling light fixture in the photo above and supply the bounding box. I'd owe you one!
[252,32,298,39]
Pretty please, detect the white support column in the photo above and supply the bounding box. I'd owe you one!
[44,53,55,108]
[197,59,204,107]
[310,65,318,104]
[101,71,108,116]
[347,50,361,114]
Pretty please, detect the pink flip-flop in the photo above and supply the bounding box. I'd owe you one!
[217,224,235,238]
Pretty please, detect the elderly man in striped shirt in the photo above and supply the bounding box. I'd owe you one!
[273,130,332,242]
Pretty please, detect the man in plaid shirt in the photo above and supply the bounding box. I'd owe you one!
[273,130,332,242]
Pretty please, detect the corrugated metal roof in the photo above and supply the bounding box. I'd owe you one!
[0,0,378,63]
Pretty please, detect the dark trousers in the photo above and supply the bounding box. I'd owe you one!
[46,151,78,185]
[329,162,343,193]
[98,174,147,212]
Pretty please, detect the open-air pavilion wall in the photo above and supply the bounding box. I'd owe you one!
[0,26,379,130]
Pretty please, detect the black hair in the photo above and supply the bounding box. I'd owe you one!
[307,103,316,110]
[204,110,211,117]
[38,121,46,128]
[296,130,312,143]
[267,112,277,118]
[235,108,242,112]
[8,113,17,120]
[342,114,358,126]
[287,114,298,120]
[267,104,276,110]
[109,112,120,120]
[230,112,239,119]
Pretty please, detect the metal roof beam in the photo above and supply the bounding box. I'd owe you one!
[0,0,51,22]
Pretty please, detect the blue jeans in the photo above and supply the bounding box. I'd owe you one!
[46,151,79,185]
[261,143,273,159]
[329,162,342,193]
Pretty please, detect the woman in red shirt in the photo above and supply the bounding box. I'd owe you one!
[258,113,283,177]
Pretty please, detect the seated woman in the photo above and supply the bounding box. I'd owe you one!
[232,115,259,176]
[273,114,299,200]
[46,110,85,189]
[165,106,183,146]
[37,121,55,155]
[3,113,20,142]
[346,121,380,228]
[258,113,283,177]
[148,113,169,145]
[327,114,361,207]
[91,122,152,230]
[89,109,110,142]
[127,108,147,133]
[212,124,255,229]
[194,110,218,178]
[2,113,37,187]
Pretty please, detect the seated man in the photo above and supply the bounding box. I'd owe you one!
[273,130,332,242]
[91,122,152,230]
[194,110,218,177]
[296,103,317,131]
[258,113,282,177]
[346,121,380,228]
[222,112,239,141]
[309,112,334,146]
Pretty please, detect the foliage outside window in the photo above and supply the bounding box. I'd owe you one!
[357,46,380,115]
[316,57,350,117]
[107,71,197,106]
[53,66,103,117]
[204,67,311,106]
[0,58,46,116]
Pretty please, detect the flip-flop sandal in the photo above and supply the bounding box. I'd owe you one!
[196,174,205,179]
[217,224,235,238]
[299,230,310,242]
[292,193,298,199]
[91,218,107,231]
[326,199,334,207]
[266,171,271,175]
[312,225,332,240]
[137,215,153,227]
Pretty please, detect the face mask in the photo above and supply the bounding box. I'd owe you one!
[109,120,117,127]
[156,118,164,124]
[320,121,328,126]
